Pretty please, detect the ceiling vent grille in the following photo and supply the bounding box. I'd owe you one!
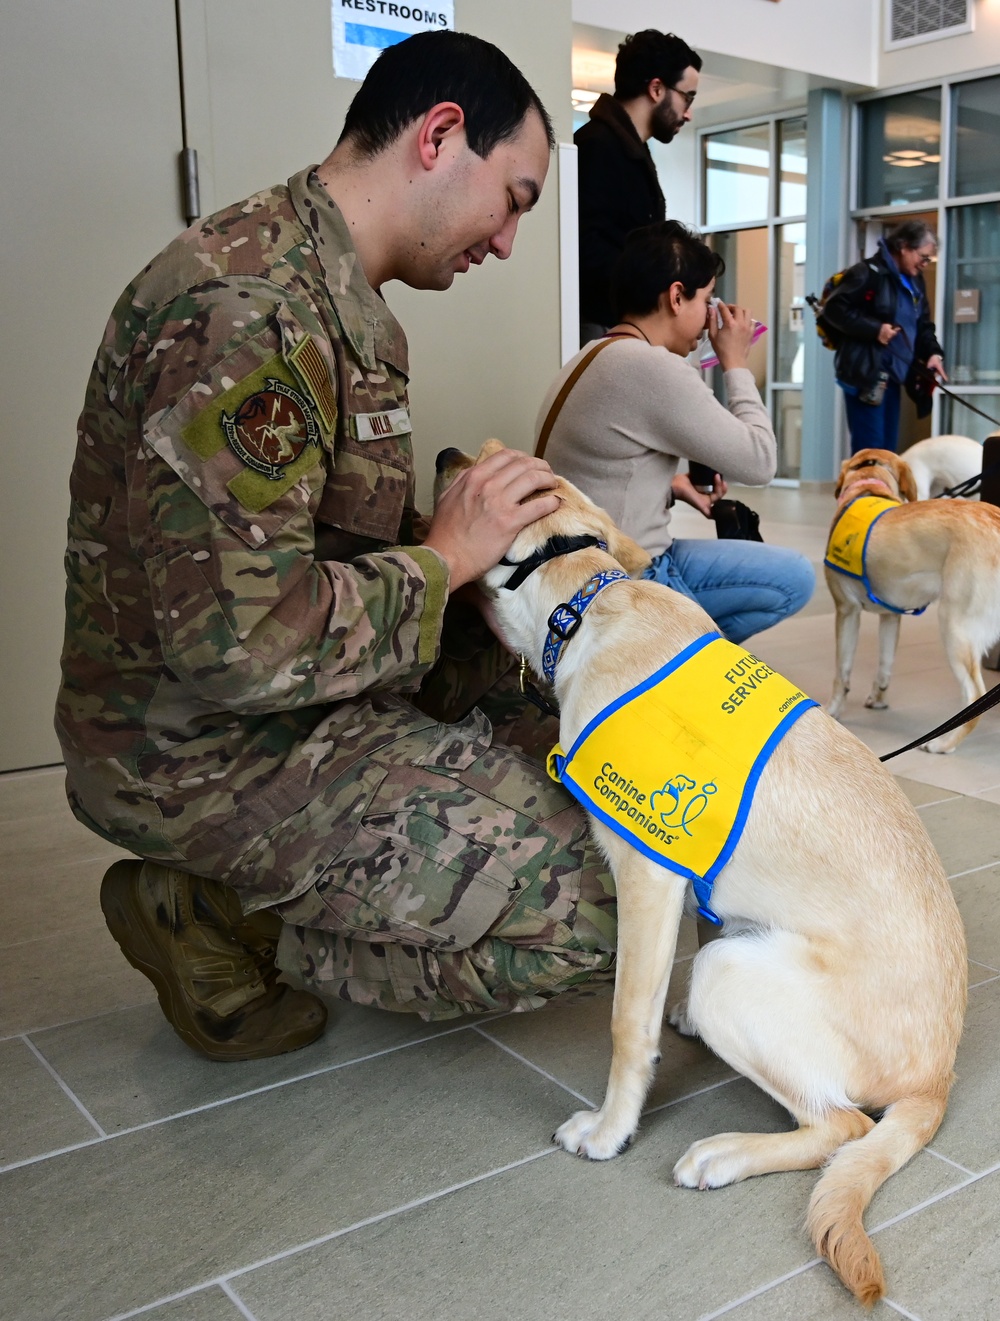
[887,0,973,48]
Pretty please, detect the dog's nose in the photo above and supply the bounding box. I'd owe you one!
[435,448,462,474]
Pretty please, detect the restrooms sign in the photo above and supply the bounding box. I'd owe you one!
[332,0,455,80]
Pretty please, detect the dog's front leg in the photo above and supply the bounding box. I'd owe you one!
[828,599,861,719]
[555,840,687,1160]
[865,611,900,709]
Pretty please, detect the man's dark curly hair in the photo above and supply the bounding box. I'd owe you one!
[339,29,554,158]
[614,30,701,101]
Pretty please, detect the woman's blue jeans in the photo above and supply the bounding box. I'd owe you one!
[642,538,815,644]
[840,380,902,454]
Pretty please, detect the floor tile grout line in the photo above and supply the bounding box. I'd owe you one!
[0,997,167,1044]
[644,1074,739,1118]
[946,858,1000,881]
[925,1147,977,1176]
[219,1281,261,1321]
[19,1034,108,1139]
[969,957,1000,973]
[101,1146,560,1320]
[968,973,1000,990]
[472,1026,596,1106]
[0,1017,491,1176]
[914,794,964,809]
[696,1258,821,1319]
[867,1165,987,1237]
[884,1298,925,1320]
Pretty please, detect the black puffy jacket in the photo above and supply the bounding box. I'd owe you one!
[576,95,666,327]
[822,246,942,400]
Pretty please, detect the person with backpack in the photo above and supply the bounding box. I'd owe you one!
[819,219,946,454]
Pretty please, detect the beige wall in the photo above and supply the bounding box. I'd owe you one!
[880,5,1000,86]
[0,1,187,772]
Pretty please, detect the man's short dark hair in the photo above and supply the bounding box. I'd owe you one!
[886,219,938,255]
[614,30,702,101]
[611,221,724,319]
[339,29,554,158]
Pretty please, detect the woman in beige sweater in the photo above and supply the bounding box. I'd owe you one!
[537,221,814,643]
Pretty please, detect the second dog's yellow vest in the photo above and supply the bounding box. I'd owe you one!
[824,495,928,615]
[546,632,817,923]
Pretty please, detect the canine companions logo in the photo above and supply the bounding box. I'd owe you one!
[650,776,719,836]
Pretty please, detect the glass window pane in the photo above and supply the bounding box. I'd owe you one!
[708,228,769,397]
[774,390,802,480]
[776,223,806,383]
[946,202,1000,390]
[943,396,1000,444]
[778,117,807,216]
[858,89,941,208]
[952,76,1000,198]
[703,124,770,226]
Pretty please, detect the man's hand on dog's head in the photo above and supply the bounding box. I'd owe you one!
[424,448,561,591]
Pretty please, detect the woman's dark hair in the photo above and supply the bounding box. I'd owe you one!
[886,219,937,254]
[611,221,724,320]
[614,30,702,101]
[339,30,554,159]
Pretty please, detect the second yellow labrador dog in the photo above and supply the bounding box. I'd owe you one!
[436,441,965,1308]
[826,447,1000,751]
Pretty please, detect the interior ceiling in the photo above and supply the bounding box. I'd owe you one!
[572,21,871,127]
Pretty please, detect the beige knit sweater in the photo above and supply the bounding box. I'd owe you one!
[535,338,776,557]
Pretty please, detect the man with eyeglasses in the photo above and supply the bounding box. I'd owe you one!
[576,30,702,344]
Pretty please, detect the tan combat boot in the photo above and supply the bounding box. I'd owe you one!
[100,860,327,1061]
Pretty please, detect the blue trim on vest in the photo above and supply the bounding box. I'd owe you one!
[541,569,631,683]
[824,499,928,616]
[549,631,819,925]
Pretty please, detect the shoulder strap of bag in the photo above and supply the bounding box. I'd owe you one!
[534,334,632,460]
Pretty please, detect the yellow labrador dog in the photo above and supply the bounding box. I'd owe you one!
[903,434,984,501]
[437,441,965,1307]
[826,447,1000,752]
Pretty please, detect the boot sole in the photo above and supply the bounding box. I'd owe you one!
[100,860,325,1062]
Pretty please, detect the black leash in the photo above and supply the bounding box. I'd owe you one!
[880,681,1000,760]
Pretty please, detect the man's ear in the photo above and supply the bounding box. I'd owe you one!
[416,102,465,170]
[897,459,918,503]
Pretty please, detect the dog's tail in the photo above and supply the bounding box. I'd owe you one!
[806,1093,947,1307]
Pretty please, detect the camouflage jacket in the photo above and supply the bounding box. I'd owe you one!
[56,168,450,868]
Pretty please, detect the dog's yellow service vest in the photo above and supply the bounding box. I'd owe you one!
[546,632,817,923]
[824,495,927,615]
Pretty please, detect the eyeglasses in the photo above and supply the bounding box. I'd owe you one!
[670,85,697,109]
[914,252,936,268]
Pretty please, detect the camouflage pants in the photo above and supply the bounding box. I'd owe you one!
[209,607,617,1020]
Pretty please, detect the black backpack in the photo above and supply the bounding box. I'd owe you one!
[806,259,878,351]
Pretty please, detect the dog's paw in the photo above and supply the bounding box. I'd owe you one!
[824,702,845,722]
[554,1108,634,1161]
[667,1001,699,1038]
[921,736,957,755]
[673,1134,749,1189]
[864,696,889,710]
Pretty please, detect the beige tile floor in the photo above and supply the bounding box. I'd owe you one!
[4,487,1000,1321]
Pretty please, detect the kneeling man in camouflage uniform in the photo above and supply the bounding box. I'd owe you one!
[56,30,617,1061]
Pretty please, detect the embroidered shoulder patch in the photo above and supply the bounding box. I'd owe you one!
[222,377,319,480]
[286,332,338,434]
[180,353,325,514]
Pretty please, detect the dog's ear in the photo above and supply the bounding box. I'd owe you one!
[477,438,507,462]
[896,458,918,503]
[607,527,653,576]
[834,458,851,499]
